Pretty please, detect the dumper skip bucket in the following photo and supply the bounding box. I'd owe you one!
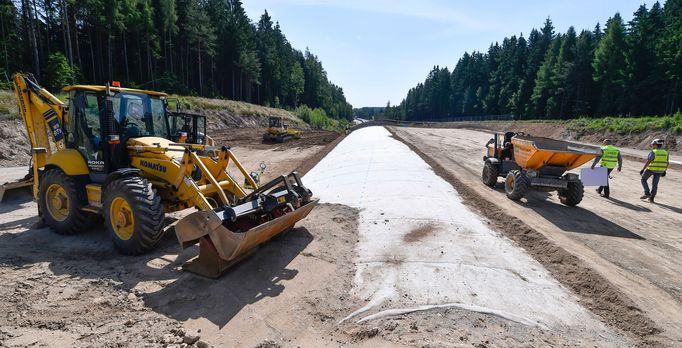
[175,199,318,278]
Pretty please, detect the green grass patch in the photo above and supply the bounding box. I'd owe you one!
[0,88,72,120]
[568,113,682,134]
[294,105,348,131]
[172,95,299,121]
[0,89,19,119]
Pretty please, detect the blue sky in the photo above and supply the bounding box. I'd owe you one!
[243,0,663,108]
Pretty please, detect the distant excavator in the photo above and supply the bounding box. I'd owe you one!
[2,72,317,278]
[263,116,301,143]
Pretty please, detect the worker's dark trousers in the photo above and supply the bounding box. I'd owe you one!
[597,168,614,196]
[641,170,662,197]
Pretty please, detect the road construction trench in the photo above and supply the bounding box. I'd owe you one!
[304,126,621,337]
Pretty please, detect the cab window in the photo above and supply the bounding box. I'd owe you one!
[114,92,169,139]
[69,91,104,165]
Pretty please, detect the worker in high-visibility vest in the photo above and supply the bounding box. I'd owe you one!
[591,139,622,199]
[640,138,669,203]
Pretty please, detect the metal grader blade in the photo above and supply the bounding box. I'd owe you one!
[175,172,318,278]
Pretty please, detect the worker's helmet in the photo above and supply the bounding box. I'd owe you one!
[602,138,611,145]
[651,138,665,146]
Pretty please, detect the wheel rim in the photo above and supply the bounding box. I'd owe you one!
[110,197,135,241]
[46,184,70,222]
[506,175,514,191]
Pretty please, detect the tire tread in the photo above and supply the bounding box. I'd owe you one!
[39,169,97,235]
[103,176,165,255]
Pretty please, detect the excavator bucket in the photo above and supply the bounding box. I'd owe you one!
[175,172,318,278]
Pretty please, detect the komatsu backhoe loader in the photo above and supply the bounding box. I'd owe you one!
[7,72,317,278]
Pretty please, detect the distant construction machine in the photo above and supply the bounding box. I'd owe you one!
[482,132,600,206]
[263,116,301,143]
[5,72,317,277]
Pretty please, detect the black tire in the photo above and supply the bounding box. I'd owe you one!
[504,170,528,201]
[559,180,584,206]
[482,161,499,187]
[39,169,97,235]
[103,176,165,255]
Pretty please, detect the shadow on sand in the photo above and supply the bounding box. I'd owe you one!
[654,202,682,215]
[517,191,645,240]
[606,197,651,213]
[486,187,646,240]
[0,203,313,328]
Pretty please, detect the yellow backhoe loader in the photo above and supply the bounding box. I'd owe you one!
[5,72,317,278]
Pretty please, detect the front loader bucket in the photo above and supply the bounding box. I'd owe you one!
[175,199,318,278]
[0,177,34,202]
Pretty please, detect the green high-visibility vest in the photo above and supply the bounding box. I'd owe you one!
[647,149,669,173]
[600,145,620,169]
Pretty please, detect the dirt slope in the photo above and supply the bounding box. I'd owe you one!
[0,89,314,168]
[0,119,31,167]
[436,120,682,153]
[391,126,682,346]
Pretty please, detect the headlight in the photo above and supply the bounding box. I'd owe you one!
[565,173,579,181]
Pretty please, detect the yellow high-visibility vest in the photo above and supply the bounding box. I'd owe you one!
[647,149,669,173]
[600,145,620,169]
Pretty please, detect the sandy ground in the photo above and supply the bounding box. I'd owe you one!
[2,123,679,347]
[0,136,376,347]
[391,126,682,346]
[304,127,629,347]
[211,128,340,152]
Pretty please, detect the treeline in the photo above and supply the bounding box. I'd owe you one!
[0,0,353,120]
[382,1,682,121]
[353,106,385,119]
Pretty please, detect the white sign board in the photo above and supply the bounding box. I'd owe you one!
[580,167,608,187]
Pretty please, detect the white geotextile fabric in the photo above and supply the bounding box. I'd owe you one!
[304,127,607,331]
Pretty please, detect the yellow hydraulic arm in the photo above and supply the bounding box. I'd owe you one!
[13,73,67,155]
[11,73,68,198]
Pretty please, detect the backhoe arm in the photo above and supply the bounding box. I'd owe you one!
[11,73,68,199]
[12,73,67,156]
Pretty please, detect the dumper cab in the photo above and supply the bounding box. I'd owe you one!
[484,132,521,176]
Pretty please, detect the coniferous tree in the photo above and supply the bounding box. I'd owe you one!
[593,13,628,116]
[573,29,598,116]
[661,0,682,114]
[531,36,562,118]
[551,27,577,119]
[0,0,353,121]
[383,4,682,121]
[626,4,665,115]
